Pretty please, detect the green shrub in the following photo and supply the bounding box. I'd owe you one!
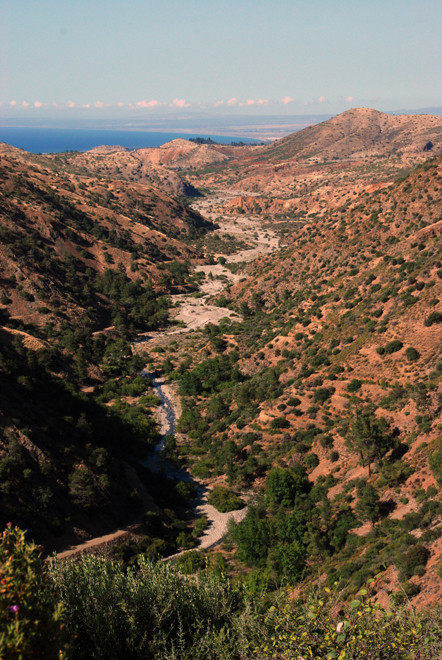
[0,525,68,659]
[384,339,404,355]
[175,550,206,574]
[304,453,319,470]
[193,459,213,479]
[49,554,250,659]
[396,543,430,581]
[347,379,362,392]
[207,486,245,513]
[405,346,421,361]
[313,387,335,404]
[429,446,442,485]
[270,416,290,430]
[266,465,310,508]
[258,582,441,659]
[424,311,442,326]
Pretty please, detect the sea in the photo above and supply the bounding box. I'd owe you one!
[0,126,258,154]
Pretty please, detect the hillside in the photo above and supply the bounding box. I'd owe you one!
[256,107,442,161]
[184,108,442,222]
[151,154,442,608]
[0,145,214,328]
[49,139,257,198]
[0,143,216,550]
[0,111,441,612]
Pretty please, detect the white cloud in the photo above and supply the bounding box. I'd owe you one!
[170,98,190,108]
[282,96,293,104]
[136,99,161,108]
[226,97,238,107]
[345,95,354,102]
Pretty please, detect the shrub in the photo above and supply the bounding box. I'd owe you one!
[193,459,213,479]
[49,554,249,659]
[313,387,335,405]
[270,416,290,430]
[304,453,319,470]
[347,379,362,392]
[405,346,420,361]
[266,465,309,507]
[0,525,67,659]
[396,543,430,581]
[175,550,206,574]
[429,447,442,485]
[259,582,441,659]
[384,340,404,355]
[207,486,245,512]
[424,311,442,326]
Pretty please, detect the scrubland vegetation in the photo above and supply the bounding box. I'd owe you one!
[1,113,441,656]
[2,525,442,659]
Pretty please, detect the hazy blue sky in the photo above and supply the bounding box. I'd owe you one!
[1,0,441,120]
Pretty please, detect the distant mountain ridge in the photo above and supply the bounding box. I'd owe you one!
[256,108,442,161]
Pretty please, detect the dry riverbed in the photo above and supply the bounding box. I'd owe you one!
[55,194,279,561]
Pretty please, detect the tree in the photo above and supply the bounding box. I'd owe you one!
[347,406,397,475]
[356,482,381,526]
[266,465,309,508]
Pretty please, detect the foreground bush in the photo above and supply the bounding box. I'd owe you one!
[0,525,68,659]
[48,554,253,659]
[2,527,442,659]
[255,582,442,659]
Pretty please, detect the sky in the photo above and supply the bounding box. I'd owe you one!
[1,0,441,123]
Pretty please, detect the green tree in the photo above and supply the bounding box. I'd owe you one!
[266,465,309,508]
[356,482,381,526]
[347,406,396,475]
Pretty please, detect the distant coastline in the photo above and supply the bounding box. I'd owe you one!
[0,126,261,154]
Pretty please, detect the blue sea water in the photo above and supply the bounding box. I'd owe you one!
[0,126,257,154]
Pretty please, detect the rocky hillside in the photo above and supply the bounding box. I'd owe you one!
[160,154,441,608]
[0,110,441,606]
[52,139,257,197]
[0,142,216,550]
[0,144,214,328]
[256,107,442,162]
[185,108,442,222]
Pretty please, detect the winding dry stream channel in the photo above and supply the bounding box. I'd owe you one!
[56,197,279,561]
